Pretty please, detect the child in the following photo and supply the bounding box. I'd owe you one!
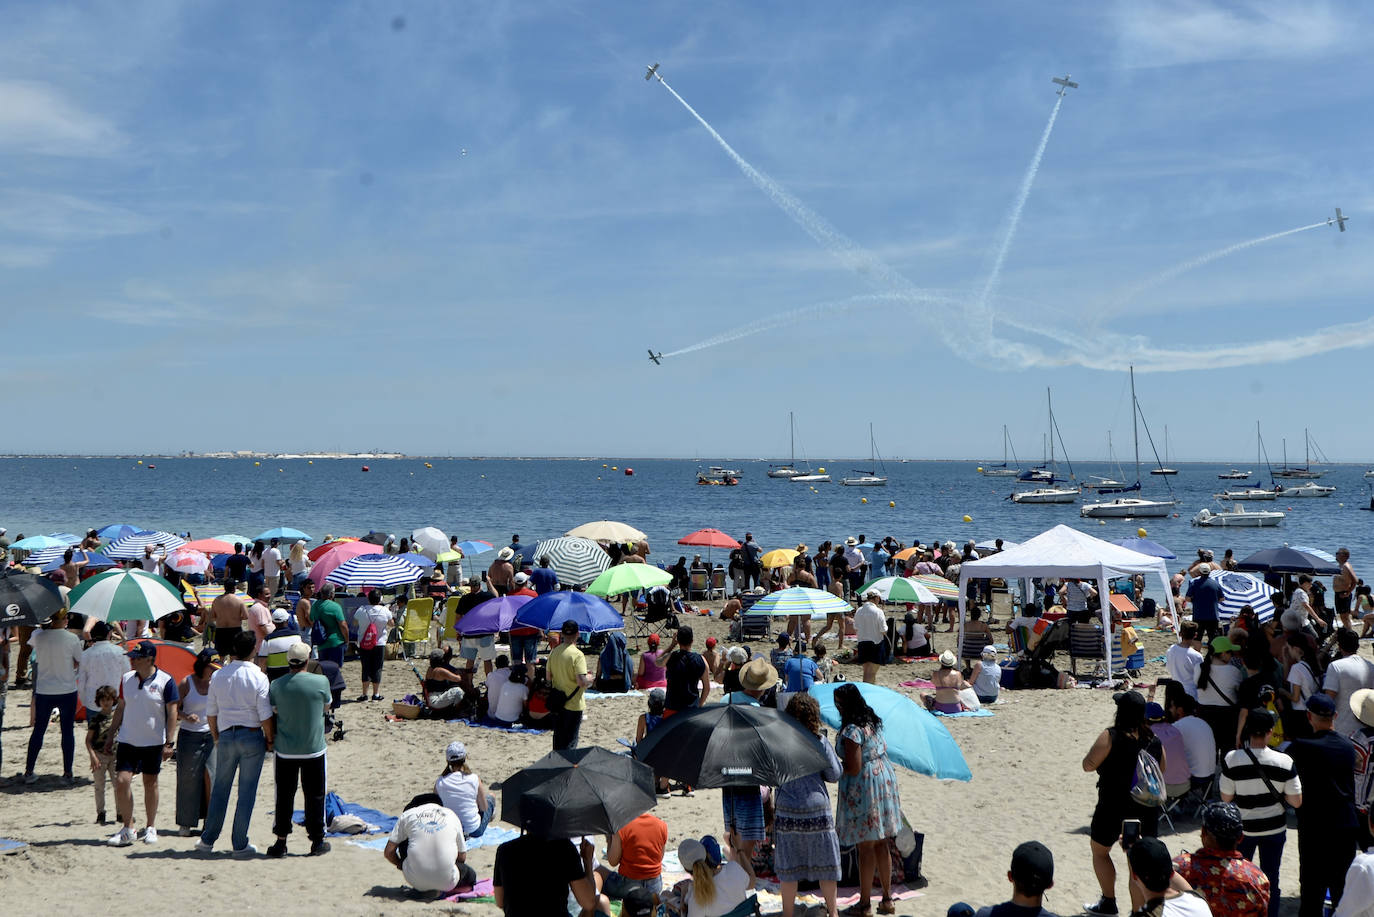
[635,689,671,796]
[86,684,119,824]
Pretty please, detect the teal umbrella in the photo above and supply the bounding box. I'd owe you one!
[809,682,971,781]
[858,576,938,605]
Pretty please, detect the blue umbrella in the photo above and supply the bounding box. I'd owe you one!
[1206,571,1275,623]
[457,595,534,635]
[97,524,140,541]
[396,552,436,568]
[1234,547,1339,576]
[454,540,496,558]
[38,550,118,574]
[10,534,71,552]
[1113,536,1177,560]
[256,527,312,543]
[513,591,623,634]
[48,532,83,545]
[808,682,972,782]
[512,541,540,567]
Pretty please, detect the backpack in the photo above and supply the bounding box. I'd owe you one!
[1130,747,1167,807]
[359,620,379,651]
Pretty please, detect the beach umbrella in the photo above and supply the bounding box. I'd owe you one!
[859,576,939,605]
[307,541,385,585]
[165,548,211,575]
[809,682,972,781]
[1206,571,1276,623]
[325,554,425,590]
[395,552,436,568]
[256,527,311,543]
[183,538,234,556]
[359,532,392,546]
[745,586,851,617]
[587,565,672,598]
[47,532,83,545]
[96,524,140,541]
[1113,536,1177,560]
[68,569,185,623]
[453,540,494,559]
[123,638,209,683]
[531,536,611,587]
[16,545,68,567]
[893,547,922,563]
[1234,547,1339,576]
[435,550,463,564]
[308,539,362,561]
[455,595,534,635]
[676,527,740,566]
[512,591,623,634]
[105,531,186,560]
[565,520,646,544]
[1288,546,1338,563]
[0,571,65,627]
[633,702,835,788]
[38,550,118,575]
[908,574,961,602]
[10,534,71,552]
[409,527,449,559]
[760,548,799,569]
[212,535,254,549]
[501,747,656,839]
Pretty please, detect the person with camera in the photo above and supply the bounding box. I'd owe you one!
[1219,707,1300,917]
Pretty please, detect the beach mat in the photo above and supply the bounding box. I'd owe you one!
[0,838,28,855]
[447,717,547,735]
[898,679,936,689]
[441,878,494,901]
[464,826,519,850]
[585,689,646,700]
[933,708,993,718]
[295,800,397,836]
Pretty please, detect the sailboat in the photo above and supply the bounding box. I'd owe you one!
[1149,426,1178,475]
[1204,422,1287,522]
[1012,390,1078,504]
[768,412,805,479]
[840,424,888,486]
[978,426,1022,477]
[1079,432,1127,491]
[1081,368,1178,518]
[1274,429,1326,478]
[1214,422,1276,500]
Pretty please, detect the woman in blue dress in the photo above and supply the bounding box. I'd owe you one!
[833,683,902,915]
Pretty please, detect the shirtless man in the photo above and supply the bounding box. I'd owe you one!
[294,578,315,633]
[209,579,249,659]
[1334,547,1357,629]
[927,650,971,714]
[487,548,515,595]
[786,558,817,643]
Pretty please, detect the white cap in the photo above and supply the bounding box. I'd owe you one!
[271,608,290,624]
[287,643,310,664]
[446,741,467,761]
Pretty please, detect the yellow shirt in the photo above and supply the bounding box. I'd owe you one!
[548,642,588,712]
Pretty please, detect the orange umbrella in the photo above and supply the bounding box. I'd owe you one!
[893,547,921,562]
[183,538,234,556]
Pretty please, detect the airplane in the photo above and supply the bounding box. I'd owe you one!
[645,63,660,81]
[648,349,663,365]
[1328,207,1349,232]
[1052,74,1079,96]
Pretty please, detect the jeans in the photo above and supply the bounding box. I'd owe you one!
[1238,832,1285,917]
[273,754,327,842]
[175,730,216,829]
[200,726,266,851]
[602,871,663,900]
[815,567,831,589]
[26,690,77,775]
[510,634,539,665]
[552,709,583,750]
[467,794,496,838]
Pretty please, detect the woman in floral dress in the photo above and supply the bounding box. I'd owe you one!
[833,683,902,915]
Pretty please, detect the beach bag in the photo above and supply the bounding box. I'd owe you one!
[546,685,581,713]
[1130,748,1167,807]
[359,620,379,651]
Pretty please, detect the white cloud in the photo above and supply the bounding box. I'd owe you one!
[1114,0,1356,67]
[0,245,56,268]
[0,190,152,241]
[0,80,124,156]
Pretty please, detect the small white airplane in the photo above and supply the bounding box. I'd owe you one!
[1328,207,1349,232]
[648,349,663,365]
[1052,74,1079,96]
[645,63,660,82]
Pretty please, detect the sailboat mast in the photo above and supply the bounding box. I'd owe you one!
[1047,389,1055,468]
[1003,425,1009,466]
[790,412,795,464]
[1130,366,1141,482]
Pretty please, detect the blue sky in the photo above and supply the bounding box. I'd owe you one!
[3,1,1371,461]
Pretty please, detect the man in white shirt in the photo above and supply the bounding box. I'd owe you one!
[385,793,476,895]
[1165,621,1204,699]
[140,543,165,576]
[197,630,274,856]
[262,539,283,596]
[843,538,865,597]
[1168,694,1218,790]
[104,640,180,847]
[854,590,887,684]
[1328,629,1374,738]
[77,621,130,711]
[1336,811,1374,917]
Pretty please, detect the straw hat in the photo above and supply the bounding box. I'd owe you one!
[739,658,778,692]
[1352,688,1374,728]
[938,650,957,668]
[496,547,515,561]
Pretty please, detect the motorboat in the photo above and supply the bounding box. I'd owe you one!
[1277,481,1336,498]
[697,466,741,483]
[840,424,888,486]
[790,472,831,483]
[1366,470,1374,479]
[1217,469,1251,480]
[1012,487,1078,504]
[1080,497,1174,518]
[978,426,1022,477]
[1214,487,1278,502]
[697,473,738,486]
[1192,504,1285,527]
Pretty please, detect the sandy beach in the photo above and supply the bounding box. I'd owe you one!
[1,610,1302,916]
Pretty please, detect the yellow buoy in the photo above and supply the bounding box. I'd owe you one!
[861,498,868,504]
[1099,520,1107,525]
[602,463,608,468]
[308,460,313,464]
[254,461,260,466]
[817,467,825,473]
[480,474,485,478]
[976,467,984,472]
[1137,528,1147,537]
[962,515,972,523]
[278,468,283,473]
[611,466,618,471]
[424,462,432,468]
[889,501,895,507]
[137,460,143,465]
[597,476,601,480]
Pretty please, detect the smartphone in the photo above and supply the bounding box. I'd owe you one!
[1121,819,1142,849]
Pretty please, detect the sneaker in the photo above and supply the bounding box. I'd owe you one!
[142,827,159,844]
[106,827,135,847]
[23,773,37,785]
[266,839,288,858]
[231,844,258,858]
[308,840,331,856]
[372,695,385,702]
[60,774,75,788]
[194,840,215,854]
[356,695,369,703]
[1084,899,1119,916]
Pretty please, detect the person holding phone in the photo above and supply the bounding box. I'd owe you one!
[1082,690,1166,917]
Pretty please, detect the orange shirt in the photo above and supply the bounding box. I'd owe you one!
[616,813,668,879]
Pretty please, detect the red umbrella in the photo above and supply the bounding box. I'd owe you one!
[183,538,234,556]
[308,538,361,562]
[677,528,741,567]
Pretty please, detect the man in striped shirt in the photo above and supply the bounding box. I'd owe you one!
[1220,708,1302,917]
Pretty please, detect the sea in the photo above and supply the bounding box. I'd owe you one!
[3,458,1372,573]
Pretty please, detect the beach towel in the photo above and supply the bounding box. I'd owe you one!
[585,688,646,700]
[898,679,936,689]
[932,708,994,718]
[463,825,520,850]
[441,878,495,901]
[447,716,547,735]
[295,798,397,836]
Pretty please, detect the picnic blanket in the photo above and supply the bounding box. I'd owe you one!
[898,679,936,689]
[447,717,547,735]
[295,799,397,836]
[932,708,994,718]
[441,878,495,901]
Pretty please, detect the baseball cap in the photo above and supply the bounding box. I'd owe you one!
[677,838,708,870]
[1144,702,1167,722]
[1209,635,1239,653]
[621,888,655,917]
[1113,690,1147,713]
[560,620,580,637]
[514,572,529,585]
[126,641,157,659]
[271,608,290,624]
[1009,840,1054,895]
[1126,837,1174,892]
[1307,693,1337,717]
[445,741,467,761]
[287,643,310,665]
[699,835,723,867]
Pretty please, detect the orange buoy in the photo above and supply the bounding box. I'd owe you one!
[361,465,370,472]
[624,468,634,476]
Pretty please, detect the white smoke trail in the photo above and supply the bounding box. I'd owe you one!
[972,96,1063,332]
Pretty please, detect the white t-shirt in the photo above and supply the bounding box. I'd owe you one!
[1328,654,1374,737]
[686,860,752,917]
[435,771,483,835]
[117,668,179,747]
[1165,643,1203,698]
[354,605,393,645]
[854,603,886,644]
[493,681,529,723]
[1334,850,1374,917]
[77,641,130,709]
[388,804,466,892]
[1196,659,1243,708]
[141,554,163,574]
[486,666,511,699]
[28,628,83,695]
[1173,714,1218,779]
[263,547,282,577]
[1281,589,1313,631]
[1289,659,1318,711]
[1162,892,1214,917]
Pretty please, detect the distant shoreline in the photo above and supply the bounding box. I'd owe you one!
[1,454,1370,465]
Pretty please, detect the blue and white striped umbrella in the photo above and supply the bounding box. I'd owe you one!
[48,532,83,545]
[20,546,69,567]
[325,554,425,590]
[38,550,119,574]
[105,531,187,560]
[1209,570,1276,622]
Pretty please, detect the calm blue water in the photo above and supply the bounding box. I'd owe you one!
[2,458,1371,571]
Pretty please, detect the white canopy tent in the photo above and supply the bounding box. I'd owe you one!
[957,524,1173,675]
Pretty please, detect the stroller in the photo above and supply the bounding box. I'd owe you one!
[1012,618,1071,689]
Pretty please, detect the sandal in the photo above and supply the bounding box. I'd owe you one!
[842,904,871,916]
[878,900,896,915]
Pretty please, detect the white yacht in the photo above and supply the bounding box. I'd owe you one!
[1192,504,1285,527]
[840,424,888,487]
[1214,487,1278,502]
[1080,370,1177,519]
[1278,482,1336,498]
[1217,469,1251,480]
[1012,487,1079,504]
[978,426,1022,477]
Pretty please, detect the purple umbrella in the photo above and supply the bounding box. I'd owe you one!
[456,594,534,635]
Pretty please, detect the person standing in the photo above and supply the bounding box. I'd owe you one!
[548,619,589,750]
[23,610,84,785]
[1166,621,1204,699]
[1335,548,1359,630]
[487,547,515,595]
[286,540,310,591]
[775,693,842,917]
[530,555,559,595]
[173,649,217,837]
[293,577,314,632]
[262,539,283,596]
[197,630,273,856]
[742,533,763,591]
[104,641,180,846]
[833,682,902,916]
[1220,709,1300,917]
[662,625,710,716]
[309,582,349,668]
[853,590,887,684]
[1187,566,1223,642]
[224,543,250,584]
[267,643,333,857]
[1352,689,1374,850]
[1289,693,1359,917]
[1327,629,1374,738]
[353,590,393,702]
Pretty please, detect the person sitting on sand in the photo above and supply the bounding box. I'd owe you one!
[969,646,1002,706]
[489,667,530,727]
[720,646,747,694]
[435,741,495,839]
[385,792,477,898]
[974,841,1057,917]
[899,612,933,658]
[927,651,971,714]
[423,650,469,711]
[665,836,751,917]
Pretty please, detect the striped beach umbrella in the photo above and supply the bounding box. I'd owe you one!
[745,586,851,617]
[37,550,118,574]
[325,554,425,590]
[17,545,68,567]
[48,532,83,545]
[308,541,385,585]
[106,531,187,560]
[908,574,961,603]
[859,576,939,605]
[587,565,672,598]
[1209,571,1276,623]
[69,569,185,623]
[165,548,211,575]
[532,537,611,587]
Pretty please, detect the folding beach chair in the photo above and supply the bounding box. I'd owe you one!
[731,592,771,642]
[398,598,434,657]
[959,630,993,663]
[442,596,461,642]
[1068,622,1108,676]
[687,569,709,600]
[627,586,680,645]
[709,567,726,599]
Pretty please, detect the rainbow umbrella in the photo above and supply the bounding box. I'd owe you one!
[908,574,960,602]
[744,586,850,617]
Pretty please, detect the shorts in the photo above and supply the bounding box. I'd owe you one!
[1336,592,1353,615]
[602,871,662,900]
[509,633,539,665]
[1089,801,1159,848]
[213,627,239,658]
[359,646,385,683]
[459,635,496,663]
[722,786,766,842]
[856,640,883,665]
[115,741,165,775]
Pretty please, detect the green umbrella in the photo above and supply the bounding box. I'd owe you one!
[69,569,186,623]
[213,534,254,547]
[858,576,939,605]
[587,564,672,598]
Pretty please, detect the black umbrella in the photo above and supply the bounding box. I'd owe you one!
[1234,547,1340,576]
[0,571,65,627]
[500,746,656,839]
[359,531,391,546]
[633,702,833,788]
